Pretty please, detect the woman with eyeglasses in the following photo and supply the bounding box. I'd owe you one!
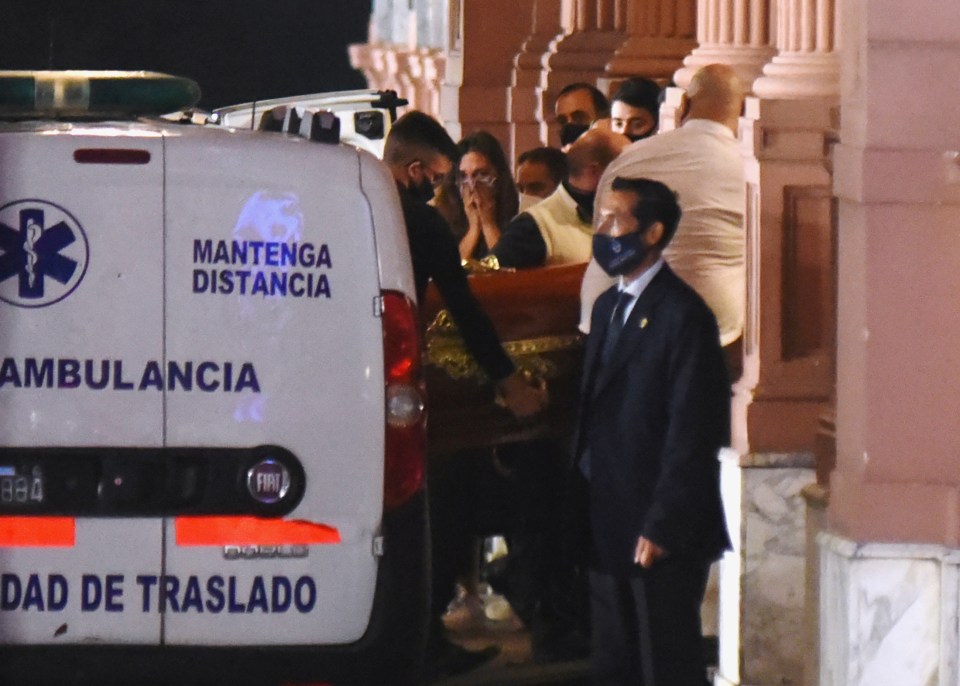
[435,131,519,261]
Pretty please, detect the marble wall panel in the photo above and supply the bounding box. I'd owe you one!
[819,534,952,686]
[741,468,811,684]
[718,452,814,686]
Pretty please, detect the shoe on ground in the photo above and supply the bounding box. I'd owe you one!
[443,585,487,627]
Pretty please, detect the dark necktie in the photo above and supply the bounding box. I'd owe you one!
[581,289,635,480]
[600,289,634,366]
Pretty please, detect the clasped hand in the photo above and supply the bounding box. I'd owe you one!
[463,185,496,226]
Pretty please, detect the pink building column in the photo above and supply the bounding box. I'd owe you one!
[440,0,535,143]
[820,0,960,682]
[347,43,385,93]
[732,8,839,491]
[601,0,698,83]
[349,0,447,117]
[698,0,840,682]
[673,0,776,91]
[349,39,404,97]
[508,0,565,162]
[717,100,835,686]
[659,0,775,133]
[416,48,446,118]
[751,0,839,98]
[540,0,627,146]
[348,0,392,92]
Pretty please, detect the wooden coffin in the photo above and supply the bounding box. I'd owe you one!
[421,262,586,456]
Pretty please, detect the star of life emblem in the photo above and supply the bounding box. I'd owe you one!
[0,199,89,307]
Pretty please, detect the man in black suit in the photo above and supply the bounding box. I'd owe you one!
[576,176,731,684]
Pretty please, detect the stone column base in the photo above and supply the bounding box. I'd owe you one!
[715,449,814,686]
[819,532,957,686]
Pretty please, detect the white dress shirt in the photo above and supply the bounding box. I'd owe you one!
[617,258,664,323]
[580,119,746,346]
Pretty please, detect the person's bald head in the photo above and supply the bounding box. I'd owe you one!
[566,128,630,192]
[684,64,745,134]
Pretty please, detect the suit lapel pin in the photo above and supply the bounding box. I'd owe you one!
[640,317,649,329]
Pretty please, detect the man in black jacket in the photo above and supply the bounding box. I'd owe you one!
[383,111,546,678]
[383,111,545,414]
[577,176,731,684]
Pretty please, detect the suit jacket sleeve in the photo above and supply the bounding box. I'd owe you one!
[640,301,730,556]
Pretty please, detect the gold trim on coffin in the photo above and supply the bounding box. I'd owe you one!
[425,309,584,381]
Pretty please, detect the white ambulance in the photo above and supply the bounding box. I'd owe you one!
[0,71,428,685]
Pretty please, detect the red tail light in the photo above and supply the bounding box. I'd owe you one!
[381,291,426,509]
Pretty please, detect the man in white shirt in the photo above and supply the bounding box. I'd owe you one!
[580,64,746,364]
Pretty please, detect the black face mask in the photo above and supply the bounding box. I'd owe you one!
[563,180,595,223]
[592,231,649,277]
[407,176,436,203]
[559,123,590,147]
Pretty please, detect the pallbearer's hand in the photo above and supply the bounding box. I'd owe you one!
[496,371,547,419]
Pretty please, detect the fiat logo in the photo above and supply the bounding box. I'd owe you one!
[246,459,291,504]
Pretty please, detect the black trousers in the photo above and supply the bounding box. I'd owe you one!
[589,556,711,685]
[428,440,567,629]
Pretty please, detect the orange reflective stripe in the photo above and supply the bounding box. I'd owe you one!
[0,517,75,547]
[175,517,341,546]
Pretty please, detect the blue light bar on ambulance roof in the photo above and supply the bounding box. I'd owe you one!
[0,70,201,119]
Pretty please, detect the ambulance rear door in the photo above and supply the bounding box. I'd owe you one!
[0,124,166,644]
[159,127,386,646]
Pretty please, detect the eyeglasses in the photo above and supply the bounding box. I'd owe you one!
[457,172,497,190]
[412,159,449,188]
